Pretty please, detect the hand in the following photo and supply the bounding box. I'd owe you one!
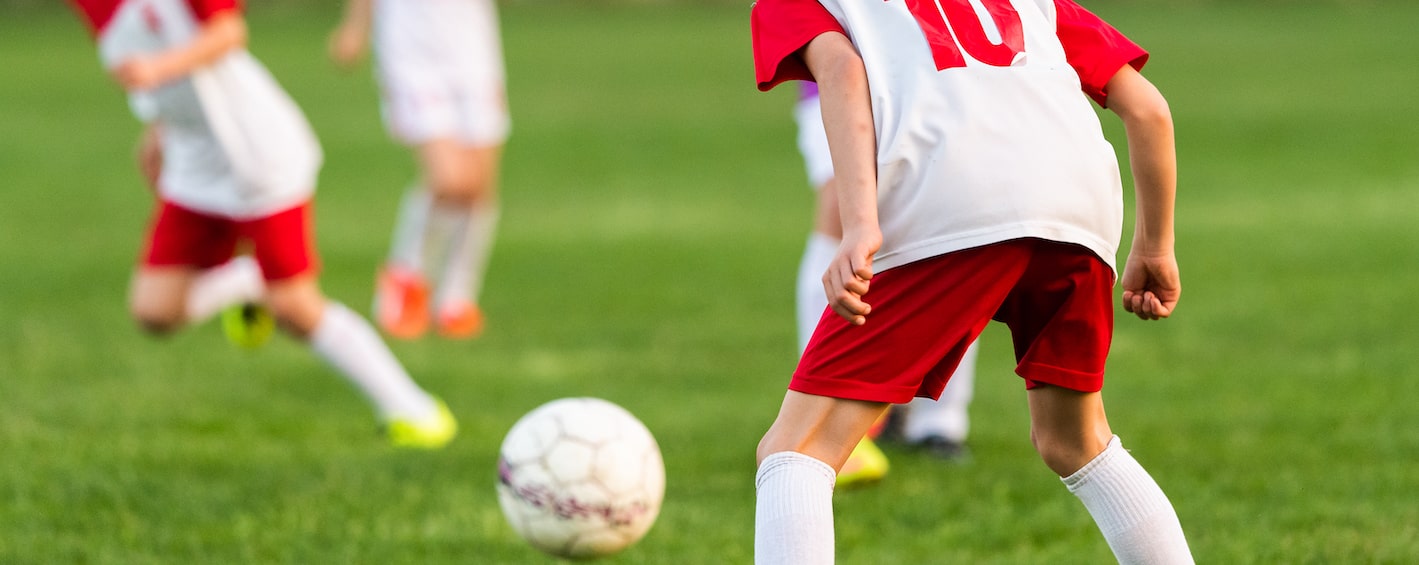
[112,57,168,91]
[328,24,368,70]
[1120,249,1180,320]
[823,227,881,326]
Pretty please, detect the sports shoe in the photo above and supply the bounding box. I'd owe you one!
[835,437,889,489]
[436,301,485,340]
[373,266,430,339]
[912,435,972,463]
[385,399,458,449]
[221,302,274,350]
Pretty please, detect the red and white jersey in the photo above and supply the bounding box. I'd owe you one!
[73,0,320,219]
[753,0,1147,273]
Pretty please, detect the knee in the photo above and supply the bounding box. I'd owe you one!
[265,281,326,339]
[1031,428,1110,477]
[429,180,492,207]
[130,305,184,337]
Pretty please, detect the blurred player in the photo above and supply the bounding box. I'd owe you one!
[751,0,1191,562]
[793,83,976,491]
[329,0,509,340]
[67,0,457,449]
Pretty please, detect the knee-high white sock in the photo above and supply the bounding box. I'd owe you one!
[436,202,499,309]
[796,232,839,353]
[904,340,979,443]
[755,451,836,565]
[309,302,438,421]
[1063,436,1193,565]
[387,187,432,273]
[185,256,264,323]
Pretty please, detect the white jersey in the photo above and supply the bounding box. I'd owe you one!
[372,0,510,145]
[97,0,321,220]
[759,0,1125,273]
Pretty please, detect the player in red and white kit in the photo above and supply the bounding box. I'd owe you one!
[751,0,1190,562]
[68,0,457,448]
[329,0,509,340]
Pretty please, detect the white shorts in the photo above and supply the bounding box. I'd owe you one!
[793,94,834,189]
[373,0,511,146]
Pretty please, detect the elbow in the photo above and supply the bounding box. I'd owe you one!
[1120,96,1173,135]
[228,19,249,50]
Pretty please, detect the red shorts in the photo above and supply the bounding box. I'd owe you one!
[792,239,1115,403]
[141,201,319,282]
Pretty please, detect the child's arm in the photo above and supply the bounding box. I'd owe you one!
[328,0,373,70]
[803,32,880,326]
[1107,65,1179,320]
[111,9,246,90]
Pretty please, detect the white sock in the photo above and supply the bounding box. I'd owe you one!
[1063,436,1194,565]
[796,232,839,353]
[436,202,499,309]
[903,340,979,443]
[386,188,432,273]
[309,301,438,421]
[755,451,836,565]
[185,256,264,323]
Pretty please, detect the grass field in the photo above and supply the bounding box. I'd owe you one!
[2,1,1418,563]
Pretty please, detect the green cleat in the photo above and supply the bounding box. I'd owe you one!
[386,399,458,449]
[836,437,890,489]
[222,302,275,350]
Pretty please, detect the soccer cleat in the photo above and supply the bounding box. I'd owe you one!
[912,435,972,463]
[373,266,430,339]
[436,301,485,340]
[835,437,890,489]
[385,399,458,449]
[222,302,275,350]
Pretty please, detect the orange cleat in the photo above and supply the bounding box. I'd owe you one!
[436,301,485,340]
[374,266,430,339]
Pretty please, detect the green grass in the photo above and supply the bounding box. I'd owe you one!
[2,1,1418,563]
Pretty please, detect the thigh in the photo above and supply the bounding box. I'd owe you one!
[792,241,1033,404]
[996,241,1115,392]
[142,201,237,270]
[240,202,319,282]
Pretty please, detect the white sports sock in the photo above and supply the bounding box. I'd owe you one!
[309,301,438,421]
[1063,436,1194,565]
[755,451,836,565]
[796,232,839,353]
[386,188,432,273]
[185,256,264,323]
[436,202,499,309]
[903,340,979,443]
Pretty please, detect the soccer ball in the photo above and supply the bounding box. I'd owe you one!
[496,397,665,560]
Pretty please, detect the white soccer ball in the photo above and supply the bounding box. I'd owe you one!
[496,397,665,560]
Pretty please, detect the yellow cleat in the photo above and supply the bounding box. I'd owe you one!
[222,303,275,350]
[836,437,889,489]
[385,399,458,449]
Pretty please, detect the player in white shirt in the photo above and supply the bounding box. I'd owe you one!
[330,0,510,340]
[751,0,1191,562]
[794,83,977,491]
[70,0,457,449]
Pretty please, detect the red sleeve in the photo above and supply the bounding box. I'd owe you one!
[751,0,847,92]
[1055,0,1148,107]
[187,0,241,21]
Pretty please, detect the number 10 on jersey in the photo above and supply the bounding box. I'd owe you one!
[901,0,1025,70]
